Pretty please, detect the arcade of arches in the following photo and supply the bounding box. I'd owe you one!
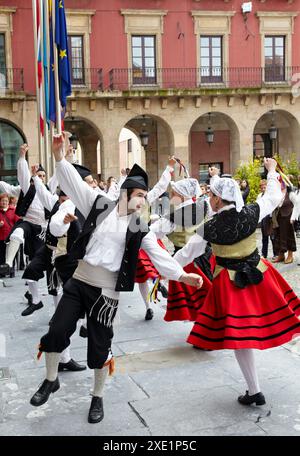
[1,103,300,185]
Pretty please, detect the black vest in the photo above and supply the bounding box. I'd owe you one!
[45,201,82,251]
[16,182,50,220]
[68,194,149,292]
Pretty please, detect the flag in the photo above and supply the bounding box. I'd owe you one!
[36,0,44,136]
[49,5,56,123]
[54,0,71,109]
[42,0,49,124]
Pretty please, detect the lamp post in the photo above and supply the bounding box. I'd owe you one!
[268,110,277,157]
[205,112,214,146]
[69,133,78,152]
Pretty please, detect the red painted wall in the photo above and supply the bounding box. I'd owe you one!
[190,131,230,179]
[5,0,300,93]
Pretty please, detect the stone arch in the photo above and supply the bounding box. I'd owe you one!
[64,115,104,178]
[189,111,240,180]
[253,109,300,161]
[0,118,27,183]
[120,114,175,186]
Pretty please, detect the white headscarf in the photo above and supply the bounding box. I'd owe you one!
[210,176,244,212]
[170,178,201,199]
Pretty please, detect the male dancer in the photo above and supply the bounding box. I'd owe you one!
[30,133,203,424]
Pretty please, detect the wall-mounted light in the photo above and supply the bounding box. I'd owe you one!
[69,133,78,151]
[139,115,150,149]
[268,110,278,141]
[205,112,214,146]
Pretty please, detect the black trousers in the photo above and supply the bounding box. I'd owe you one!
[40,278,117,369]
[9,220,44,260]
[22,245,57,296]
[0,240,6,265]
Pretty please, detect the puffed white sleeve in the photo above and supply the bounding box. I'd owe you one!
[147,165,174,205]
[149,217,175,239]
[49,199,76,238]
[17,157,31,194]
[141,230,184,281]
[32,176,58,212]
[257,171,282,222]
[0,181,21,197]
[173,233,207,268]
[55,158,97,219]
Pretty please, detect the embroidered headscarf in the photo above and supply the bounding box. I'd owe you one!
[210,176,244,212]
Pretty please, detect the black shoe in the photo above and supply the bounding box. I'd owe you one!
[30,378,60,407]
[238,390,266,406]
[158,282,168,298]
[24,291,33,304]
[79,325,88,338]
[145,308,154,321]
[0,263,10,277]
[21,301,43,316]
[88,396,104,424]
[58,359,86,372]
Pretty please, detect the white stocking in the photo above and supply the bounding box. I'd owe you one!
[45,352,60,381]
[27,280,40,304]
[234,349,261,396]
[93,366,109,398]
[139,281,151,310]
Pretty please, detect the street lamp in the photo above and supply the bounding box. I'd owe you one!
[139,115,149,149]
[69,133,78,151]
[205,112,214,146]
[268,110,277,157]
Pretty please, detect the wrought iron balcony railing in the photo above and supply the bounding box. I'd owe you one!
[108,66,300,91]
[71,68,103,91]
[0,68,24,92]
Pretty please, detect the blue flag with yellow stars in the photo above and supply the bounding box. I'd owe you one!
[55,0,71,108]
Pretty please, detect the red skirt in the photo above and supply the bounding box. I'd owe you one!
[164,262,212,322]
[135,239,165,283]
[188,259,300,351]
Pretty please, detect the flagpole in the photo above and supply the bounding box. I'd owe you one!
[32,0,43,166]
[39,0,49,176]
[52,0,62,135]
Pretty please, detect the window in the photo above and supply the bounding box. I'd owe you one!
[199,162,223,183]
[127,138,132,153]
[0,33,6,88]
[0,121,25,185]
[68,35,84,85]
[132,35,156,85]
[264,36,285,82]
[200,36,222,83]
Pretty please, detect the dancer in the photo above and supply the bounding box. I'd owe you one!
[30,133,203,424]
[173,158,300,406]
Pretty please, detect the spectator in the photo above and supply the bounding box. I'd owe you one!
[199,183,209,199]
[241,179,250,203]
[98,180,107,192]
[0,193,20,270]
[9,196,18,208]
[272,186,296,264]
[257,180,274,259]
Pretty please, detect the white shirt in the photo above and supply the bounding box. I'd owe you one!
[0,181,21,197]
[49,199,76,238]
[17,157,48,228]
[174,171,282,268]
[55,158,184,281]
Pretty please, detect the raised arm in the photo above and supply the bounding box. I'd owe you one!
[147,157,176,205]
[32,165,58,212]
[52,134,98,219]
[257,158,282,223]
[0,181,21,197]
[17,144,31,194]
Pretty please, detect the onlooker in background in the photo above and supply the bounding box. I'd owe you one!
[0,193,20,271]
[272,186,296,264]
[290,174,300,238]
[241,179,250,203]
[9,196,18,208]
[257,180,274,259]
[199,183,209,199]
[98,180,107,192]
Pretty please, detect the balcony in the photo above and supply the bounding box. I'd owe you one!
[71,68,103,91]
[108,66,300,91]
[0,68,24,93]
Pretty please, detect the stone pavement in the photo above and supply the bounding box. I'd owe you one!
[0,233,300,436]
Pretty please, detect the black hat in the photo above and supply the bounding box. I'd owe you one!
[120,164,148,191]
[37,164,46,173]
[72,163,92,180]
[57,188,67,197]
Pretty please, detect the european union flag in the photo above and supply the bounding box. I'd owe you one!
[55,0,71,109]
